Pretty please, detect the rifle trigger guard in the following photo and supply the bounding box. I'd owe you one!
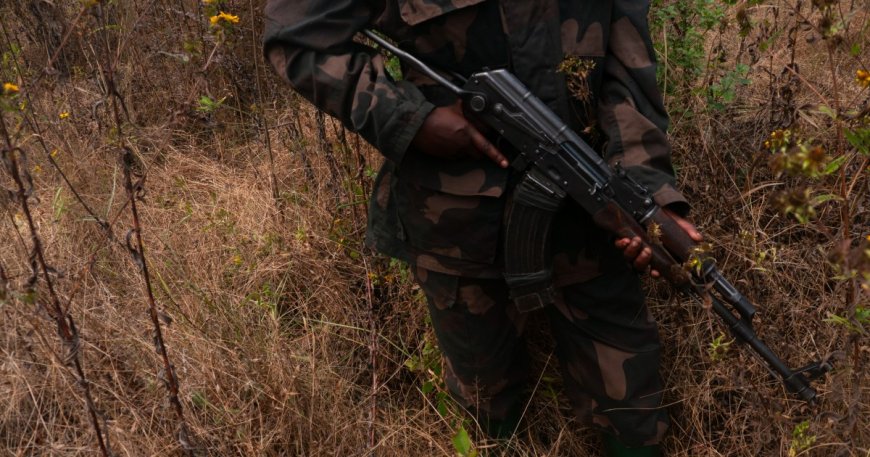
[794,360,833,381]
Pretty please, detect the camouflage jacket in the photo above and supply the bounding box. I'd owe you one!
[264,0,688,283]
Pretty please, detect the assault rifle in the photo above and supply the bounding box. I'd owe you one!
[363,30,830,402]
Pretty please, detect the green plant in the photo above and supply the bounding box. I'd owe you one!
[707,63,750,110]
[197,95,226,113]
[385,55,403,81]
[824,307,869,335]
[405,335,446,406]
[52,187,68,221]
[788,420,816,456]
[452,424,478,457]
[708,332,733,362]
[651,0,727,93]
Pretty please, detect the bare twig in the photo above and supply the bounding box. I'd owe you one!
[247,0,282,219]
[0,258,8,299]
[362,257,379,455]
[92,3,194,453]
[0,114,110,457]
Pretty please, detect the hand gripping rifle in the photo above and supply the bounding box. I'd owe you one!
[363,31,830,402]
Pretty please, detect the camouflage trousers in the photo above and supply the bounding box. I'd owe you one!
[412,261,669,446]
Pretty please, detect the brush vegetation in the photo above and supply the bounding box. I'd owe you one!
[0,1,867,455]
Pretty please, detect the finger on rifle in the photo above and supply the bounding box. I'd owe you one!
[665,209,704,242]
[677,218,703,242]
[620,236,643,260]
[466,125,509,168]
[633,246,652,271]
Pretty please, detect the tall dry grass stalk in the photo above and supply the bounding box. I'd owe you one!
[0,1,866,456]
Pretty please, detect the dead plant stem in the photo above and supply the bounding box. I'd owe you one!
[248,0,282,219]
[0,113,110,457]
[94,3,194,452]
[363,258,379,455]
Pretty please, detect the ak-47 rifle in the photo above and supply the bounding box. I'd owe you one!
[363,30,830,402]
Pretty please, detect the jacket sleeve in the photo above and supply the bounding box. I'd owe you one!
[597,0,689,215]
[263,0,435,164]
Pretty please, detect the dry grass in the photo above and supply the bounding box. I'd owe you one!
[0,1,867,456]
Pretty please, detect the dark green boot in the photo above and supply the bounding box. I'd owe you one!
[602,434,662,457]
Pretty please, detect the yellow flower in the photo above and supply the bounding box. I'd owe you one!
[209,11,239,26]
[857,69,870,88]
[59,111,70,120]
[765,129,793,152]
[32,165,42,174]
[202,0,216,4]
[3,82,19,95]
[231,254,243,266]
[50,149,59,158]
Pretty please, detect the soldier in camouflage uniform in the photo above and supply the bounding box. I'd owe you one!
[264,1,702,455]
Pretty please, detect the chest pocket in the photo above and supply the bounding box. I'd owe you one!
[397,0,487,26]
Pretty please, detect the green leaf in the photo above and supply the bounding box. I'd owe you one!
[452,426,472,456]
[52,187,67,221]
[823,313,849,325]
[794,212,810,224]
[385,55,403,81]
[824,312,860,333]
[810,193,842,206]
[844,128,870,155]
[850,43,862,57]
[822,155,847,175]
[191,391,209,408]
[436,392,449,417]
[20,290,36,305]
[196,95,226,113]
[817,105,837,120]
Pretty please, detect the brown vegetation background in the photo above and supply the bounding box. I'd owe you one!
[0,1,867,456]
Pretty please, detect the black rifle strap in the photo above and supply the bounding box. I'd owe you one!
[503,169,566,313]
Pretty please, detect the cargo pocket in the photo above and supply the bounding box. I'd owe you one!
[396,0,486,26]
[412,266,459,310]
[395,154,509,265]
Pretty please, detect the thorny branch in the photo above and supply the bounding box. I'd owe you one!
[92,2,195,452]
[0,114,110,457]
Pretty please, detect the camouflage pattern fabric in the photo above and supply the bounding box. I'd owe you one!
[263,0,688,280]
[264,0,683,445]
[413,240,669,445]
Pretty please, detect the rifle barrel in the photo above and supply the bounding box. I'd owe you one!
[362,30,463,95]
